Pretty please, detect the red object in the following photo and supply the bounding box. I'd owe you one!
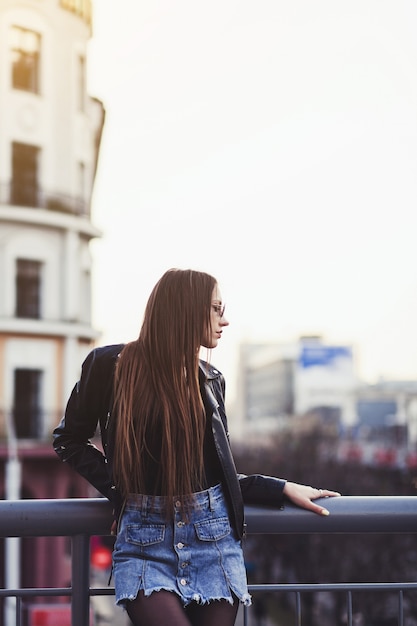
[29,604,94,626]
[374,448,396,466]
[30,606,71,626]
[91,544,112,570]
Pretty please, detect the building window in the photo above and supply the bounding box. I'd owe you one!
[16,259,42,319]
[11,26,41,93]
[13,369,43,439]
[11,142,40,207]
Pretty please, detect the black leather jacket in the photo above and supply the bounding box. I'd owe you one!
[53,344,286,539]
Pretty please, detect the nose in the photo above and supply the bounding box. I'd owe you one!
[220,315,229,327]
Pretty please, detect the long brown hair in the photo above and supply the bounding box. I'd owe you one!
[112,268,216,503]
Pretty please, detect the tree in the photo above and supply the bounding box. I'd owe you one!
[233,421,417,625]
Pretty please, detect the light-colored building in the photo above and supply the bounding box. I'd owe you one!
[235,336,357,437]
[0,0,103,444]
[234,341,297,437]
[294,337,357,427]
[0,0,104,613]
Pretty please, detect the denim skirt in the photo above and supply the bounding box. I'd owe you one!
[112,483,251,607]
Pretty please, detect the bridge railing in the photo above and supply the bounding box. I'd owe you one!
[1,496,417,626]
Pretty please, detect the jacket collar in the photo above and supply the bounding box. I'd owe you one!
[199,359,222,381]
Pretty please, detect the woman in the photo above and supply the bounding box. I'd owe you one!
[53,268,340,626]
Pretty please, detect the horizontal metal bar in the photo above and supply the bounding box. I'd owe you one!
[0,496,416,538]
[0,587,115,599]
[0,588,72,598]
[245,496,417,534]
[248,582,417,592]
[3,581,417,601]
[0,498,113,537]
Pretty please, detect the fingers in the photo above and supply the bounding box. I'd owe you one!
[283,482,341,516]
[315,505,330,516]
[310,487,341,515]
[314,488,341,499]
[309,487,341,515]
[305,494,331,516]
[303,500,330,517]
[301,497,331,516]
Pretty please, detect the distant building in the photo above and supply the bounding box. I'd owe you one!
[351,380,417,465]
[0,0,104,614]
[235,337,417,466]
[234,341,297,437]
[235,336,357,437]
[295,337,357,427]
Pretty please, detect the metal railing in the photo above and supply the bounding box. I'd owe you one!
[0,181,89,216]
[1,496,417,626]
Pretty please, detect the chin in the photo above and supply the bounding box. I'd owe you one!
[201,338,218,350]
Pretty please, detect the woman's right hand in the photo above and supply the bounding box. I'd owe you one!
[283,482,341,516]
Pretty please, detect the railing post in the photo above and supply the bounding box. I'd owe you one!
[71,534,91,626]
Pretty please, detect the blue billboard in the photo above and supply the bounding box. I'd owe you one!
[299,345,352,369]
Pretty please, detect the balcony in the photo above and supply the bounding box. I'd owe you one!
[0,181,90,218]
[1,497,417,626]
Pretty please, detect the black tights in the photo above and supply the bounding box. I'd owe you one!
[126,590,239,626]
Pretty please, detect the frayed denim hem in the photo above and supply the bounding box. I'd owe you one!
[116,587,252,609]
[182,590,252,608]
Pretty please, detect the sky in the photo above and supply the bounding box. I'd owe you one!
[86,1,417,400]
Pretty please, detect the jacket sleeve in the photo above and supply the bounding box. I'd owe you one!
[238,473,286,507]
[52,345,121,503]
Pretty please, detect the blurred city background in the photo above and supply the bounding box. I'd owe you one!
[0,1,417,624]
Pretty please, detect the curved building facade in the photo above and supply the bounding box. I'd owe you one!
[0,0,105,610]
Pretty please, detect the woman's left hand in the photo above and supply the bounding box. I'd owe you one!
[283,482,341,516]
